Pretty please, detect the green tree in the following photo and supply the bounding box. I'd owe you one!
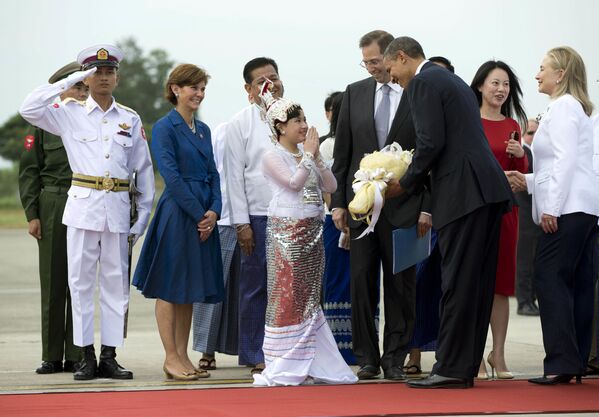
[0,37,173,161]
[114,37,174,132]
[0,114,31,162]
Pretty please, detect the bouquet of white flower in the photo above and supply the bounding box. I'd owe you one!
[348,142,413,238]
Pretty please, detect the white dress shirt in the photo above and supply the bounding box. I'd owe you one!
[415,59,430,76]
[524,94,599,224]
[593,114,599,177]
[211,122,232,226]
[19,73,155,235]
[224,104,273,224]
[374,82,403,134]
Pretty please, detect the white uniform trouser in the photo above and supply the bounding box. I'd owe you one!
[67,226,129,347]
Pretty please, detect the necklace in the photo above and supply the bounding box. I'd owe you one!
[281,145,302,158]
[188,118,196,133]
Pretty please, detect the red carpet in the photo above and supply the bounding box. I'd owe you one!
[2,379,599,417]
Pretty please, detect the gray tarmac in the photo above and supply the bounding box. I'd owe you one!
[0,228,596,416]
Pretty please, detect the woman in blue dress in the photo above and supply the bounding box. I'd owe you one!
[133,64,224,381]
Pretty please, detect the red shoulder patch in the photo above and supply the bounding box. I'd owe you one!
[24,135,35,151]
[52,103,60,108]
[141,125,147,140]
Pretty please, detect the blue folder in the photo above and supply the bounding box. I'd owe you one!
[392,226,432,273]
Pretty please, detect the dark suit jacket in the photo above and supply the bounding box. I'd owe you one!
[515,145,537,234]
[332,77,430,229]
[399,62,512,229]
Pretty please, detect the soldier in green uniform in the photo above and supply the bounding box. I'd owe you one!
[19,62,89,374]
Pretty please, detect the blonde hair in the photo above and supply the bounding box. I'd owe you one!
[546,46,593,116]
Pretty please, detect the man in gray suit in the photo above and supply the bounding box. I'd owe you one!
[515,119,541,316]
[332,30,431,381]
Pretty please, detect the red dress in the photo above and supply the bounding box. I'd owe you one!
[481,118,528,296]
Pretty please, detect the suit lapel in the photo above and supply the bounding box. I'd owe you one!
[386,92,409,146]
[168,110,208,158]
[363,79,378,150]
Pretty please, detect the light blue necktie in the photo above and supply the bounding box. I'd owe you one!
[375,84,391,149]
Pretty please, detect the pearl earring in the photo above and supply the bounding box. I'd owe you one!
[175,92,179,97]
[556,80,560,84]
[281,131,286,135]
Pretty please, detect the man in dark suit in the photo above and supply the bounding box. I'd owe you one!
[515,119,541,316]
[383,36,513,388]
[331,30,431,381]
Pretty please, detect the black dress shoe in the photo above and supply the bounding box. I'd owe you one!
[63,360,79,373]
[383,365,407,381]
[74,345,97,381]
[528,374,582,385]
[36,361,63,374]
[517,302,540,316]
[357,365,380,380]
[407,374,474,389]
[97,345,133,379]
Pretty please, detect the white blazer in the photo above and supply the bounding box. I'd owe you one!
[593,115,599,177]
[525,94,599,225]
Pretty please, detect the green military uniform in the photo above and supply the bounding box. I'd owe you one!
[19,127,81,367]
[18,62,83,373]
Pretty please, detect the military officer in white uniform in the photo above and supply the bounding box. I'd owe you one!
[19,44,155,380]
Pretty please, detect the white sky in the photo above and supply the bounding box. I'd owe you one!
[2,0,599,136]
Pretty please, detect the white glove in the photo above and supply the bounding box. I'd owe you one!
[129,234,140,246]
[63,67,97,88]
[129,221,147,246]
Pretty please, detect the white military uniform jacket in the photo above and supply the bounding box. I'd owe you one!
[224,104,273,225]
[19,72,154,235]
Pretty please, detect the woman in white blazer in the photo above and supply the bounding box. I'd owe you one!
[508,46,599,385]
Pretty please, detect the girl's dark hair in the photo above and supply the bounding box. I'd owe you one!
[329,92,344,138]
[274,104,303,139]
[470,60,527,128]
[323,91,343,137]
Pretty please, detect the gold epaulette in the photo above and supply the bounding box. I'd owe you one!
[116,102,139,116]
[62,97,86,106]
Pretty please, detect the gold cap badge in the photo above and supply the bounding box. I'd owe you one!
[97,48,109,60]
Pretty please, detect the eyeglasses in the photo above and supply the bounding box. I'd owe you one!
[359,58,382,68]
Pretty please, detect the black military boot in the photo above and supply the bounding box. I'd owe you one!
[73,345,97,381]
[97,345,133,379]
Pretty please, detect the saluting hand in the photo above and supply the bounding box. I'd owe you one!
[65,67,97,85]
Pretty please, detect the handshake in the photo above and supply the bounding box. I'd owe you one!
[505,171,527,193]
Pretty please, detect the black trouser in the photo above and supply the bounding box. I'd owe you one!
[432,203,504,379]
[516,222,542,306]
[350,214,416,370]
[534,212,598,375]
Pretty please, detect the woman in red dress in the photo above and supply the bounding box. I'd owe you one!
[471,61,528,379]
